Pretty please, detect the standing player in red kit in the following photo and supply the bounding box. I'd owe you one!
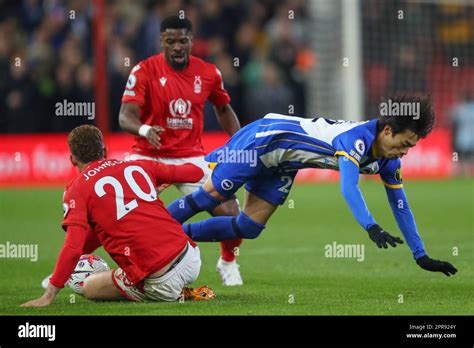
[119,16,244,286]
[23,125,215,307]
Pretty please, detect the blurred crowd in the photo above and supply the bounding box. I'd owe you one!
[361,0,474,160]
[0,0,473,162]
[0,0,310,133]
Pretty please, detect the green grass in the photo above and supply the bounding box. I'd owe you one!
[0,178,473,315]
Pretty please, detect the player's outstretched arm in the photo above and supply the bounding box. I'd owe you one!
[338,156,403,249]
[21,225,88,307]
[384,186,458,276]
[119,103,163,148]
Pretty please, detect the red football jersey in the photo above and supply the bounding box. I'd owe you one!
[60,159,202,286]
[122,53,231,158]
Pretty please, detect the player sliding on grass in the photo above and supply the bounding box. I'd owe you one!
[41,16,243,289]
[22,125,215,307]
[167,96,458,276]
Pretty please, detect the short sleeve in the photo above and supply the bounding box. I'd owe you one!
[379,158,403,189]
[208,67,231,107]
[332,125,374,168]
[62,186,89,232]
[121,63,148,108]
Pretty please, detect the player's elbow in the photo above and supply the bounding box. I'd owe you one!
[118,111,128,131]
[213,104,227,115]
[190,171,204,183]
[194,166,205,181]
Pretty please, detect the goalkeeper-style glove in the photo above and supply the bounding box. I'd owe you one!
[416,255,458,276]
[367,224,404,249]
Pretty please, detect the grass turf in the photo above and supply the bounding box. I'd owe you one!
[0,178,473,315]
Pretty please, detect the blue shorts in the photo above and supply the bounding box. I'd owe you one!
[209,163,297,206]
[205,121,297,206]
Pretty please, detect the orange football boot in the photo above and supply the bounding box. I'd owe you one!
[180,286,216,301]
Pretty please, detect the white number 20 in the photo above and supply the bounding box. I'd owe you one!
[94,166,157,220]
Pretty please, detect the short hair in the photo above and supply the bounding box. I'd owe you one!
[160,15,193,33]
[377,95,435,138]
[68,125,104,163]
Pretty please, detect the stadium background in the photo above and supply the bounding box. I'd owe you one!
[0,0,473,185]
[0,0,472,315]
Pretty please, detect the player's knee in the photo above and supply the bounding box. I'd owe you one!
[211,197,240,216]
[233,212,265,239]
[82,274,103,300]
[190,187,222,212]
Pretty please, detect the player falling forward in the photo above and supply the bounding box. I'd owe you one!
[167,96,458,276]
[23,125,215,307]
[118,16,243,286]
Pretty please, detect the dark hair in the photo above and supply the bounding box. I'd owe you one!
[68,125,104,163]
[160,15,193,33]
[377,95,435,138]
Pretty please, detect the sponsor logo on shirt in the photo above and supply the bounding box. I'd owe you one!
[221,179,234,191]
[354,139,365,155]
[124,72,137,96]
[160,77,167,86]
[169,98,191,118]
[166,117,193,129]
[194,75,202,94]
[126,74,137,89]
[395,167,403,182]
[349,149,362,162]
[167,98,193,129]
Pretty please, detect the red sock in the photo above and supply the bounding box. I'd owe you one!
[220,239,243,262]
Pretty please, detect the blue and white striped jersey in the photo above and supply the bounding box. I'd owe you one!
[252,113,402,188]
[206,113,426,259]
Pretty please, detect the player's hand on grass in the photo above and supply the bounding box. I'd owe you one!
[21,295,53,307]
[367,224,404,249]
[21,283,59,307]
[146,125,164,149]
[416,255,458,276]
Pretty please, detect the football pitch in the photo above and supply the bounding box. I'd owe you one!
[1,178,473,315]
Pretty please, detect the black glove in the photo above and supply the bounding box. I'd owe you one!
[367,224,404,249]
[416,255,458,276]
